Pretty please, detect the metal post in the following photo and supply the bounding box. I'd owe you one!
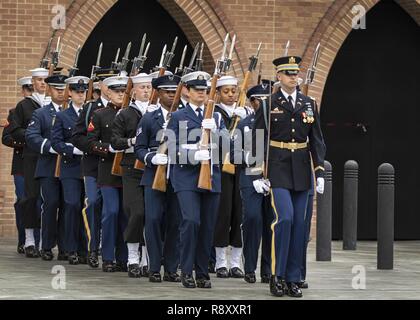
[343,160,358,250]
[377,163,394,270]
[316,161,332,261]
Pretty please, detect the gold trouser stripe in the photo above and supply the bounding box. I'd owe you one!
[81,179,92,251]
[270,189,280,276]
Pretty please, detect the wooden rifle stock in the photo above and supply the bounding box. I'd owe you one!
[54,85,70,178]
[222,70,252,174]
[151,80,183,192]
[134,67,166,171]
[111,78,133,176]
[86,79,94,102]
[197,76,219,190]
[300,83,309,96]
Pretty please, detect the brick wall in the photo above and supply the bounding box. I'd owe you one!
[1,0,418,237]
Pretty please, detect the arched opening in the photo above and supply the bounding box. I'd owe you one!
[321,0,420,240]
[77,0,197,75]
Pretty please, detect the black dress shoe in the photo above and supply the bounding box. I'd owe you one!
[149,272,162,283]
[297,280,309,289]
[68,253,79,265]
[270,276,286,297]
[102,260,116,272]
[25,246,39,258]
[229,267,245,278]
[88,252,99,268]
[244,272,256,284]
[286,282,303,298]
[261,274,270,284]
[128,264,142,278]
[208,261,216,273]
[181,273,196,288]
[196,276,212,289]
[216,267,229,278]
[17,245,25,254]
[140,266,149,277]
[115,261,128,272]
[163,271,181,282]
[41,250,54,261]
[57,251,68,261]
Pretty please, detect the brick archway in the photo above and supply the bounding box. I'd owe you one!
[54,0,247,78]
[301,0,419,104]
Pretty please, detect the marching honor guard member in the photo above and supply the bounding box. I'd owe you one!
[25,74,68,261]
[166,72,226,289]
[1,76,34,253]
[10,68,50,258]
[111,73,152,278]
[230,82,274,284]
[72,68,116,268]
[213,76,247,279]
[253,55,326,298]
[87,75,128,272]
[51,76,90,264]
[135,74,182,283]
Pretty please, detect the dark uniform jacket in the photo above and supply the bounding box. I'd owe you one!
[254,90,326,191]
[25,103,59,178]
[111,103,143,167]
[135,107,166,187]
[72,99,105,178]
[87,104,122,187]
[2,109,24,175]
[166,103,226,193]
[51,102,83,180]
[9,96,43,158]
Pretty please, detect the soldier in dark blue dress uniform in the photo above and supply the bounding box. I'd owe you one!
[51,76,90,264]
[26,74,68,261]
[252,56,326,298]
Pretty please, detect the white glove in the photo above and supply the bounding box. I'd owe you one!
[128,137,136,147]
[253,179,271,194]
[202,118,217,131]
[151,153,168,165]
[316,177,325,194]
[232,107,247,119]
[194,150,211,161]
[146,104,159,113]
[49,147,58,154]
[73,147,84,155]
[109,145,123,153]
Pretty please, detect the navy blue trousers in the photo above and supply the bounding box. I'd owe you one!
[39,177,61,250]
[144,183,180,273]
[176,191,220,277]
[13,175,25,246]
[83,176,102,252]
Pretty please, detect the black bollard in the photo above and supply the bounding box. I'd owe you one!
[316,161,332,261]
[343,160,358,250]
[377,163,394,270]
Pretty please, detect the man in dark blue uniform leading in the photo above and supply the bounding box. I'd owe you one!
[166,72,227,289]
[51,76,89,264]
[135,74,182,283]
[252,56,326,298]
[26,74,68,261]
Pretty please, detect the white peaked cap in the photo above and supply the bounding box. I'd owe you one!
[216,75,238,88]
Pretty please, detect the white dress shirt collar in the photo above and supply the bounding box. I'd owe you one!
[281,88,297,107]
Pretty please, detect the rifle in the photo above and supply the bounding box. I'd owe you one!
[112,36,150,176]
[134,37,178,171]
[257,62,263,85]
[194,43,204,71]
[40,37,53,69]
[54,45,81,178]
[49,36,61,75]
[86,42,103,102]
[197,34,232,190]
[152,43,200,192]
[222,42,262,175]
[301,42,320,96]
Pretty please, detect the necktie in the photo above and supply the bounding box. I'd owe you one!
[288,96,294,109]
[58,106,63,112]
[197,108,203,122]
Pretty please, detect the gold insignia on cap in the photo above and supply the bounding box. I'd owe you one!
[289,57,296,64]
